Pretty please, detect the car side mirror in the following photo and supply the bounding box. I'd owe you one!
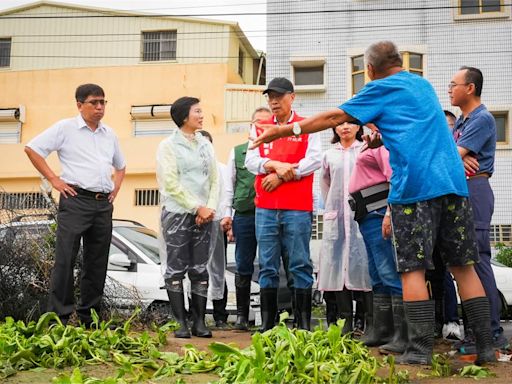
[108,253,132,269]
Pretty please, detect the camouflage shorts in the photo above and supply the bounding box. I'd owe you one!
[390,194,479,273]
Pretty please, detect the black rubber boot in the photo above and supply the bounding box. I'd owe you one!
[379,296,408,354]
[190,281,212,338]
[295,288,312,331]
[234,274,251,331]
[335,289,353,334]
[324,291,338,326]
[434,298,445,339]
[259,288,278,332]
[362,291,373,335]
[361,294,393,346]
[396,300,435,365]
[165,280,191,338]
[463,297,497,365]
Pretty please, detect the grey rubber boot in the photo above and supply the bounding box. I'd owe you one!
[234,274,251,331]
[190,281,212,338]
[295,288,312,331]
[379,296,408,354]
[463,297,497,365]
[361,294,393,346]
[165,279,191,338]
[396,300,435,365]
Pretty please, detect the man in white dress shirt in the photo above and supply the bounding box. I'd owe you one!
[24,83,126,326]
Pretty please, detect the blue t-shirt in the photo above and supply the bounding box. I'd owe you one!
[453,104,496,175]
[340,71,468,204]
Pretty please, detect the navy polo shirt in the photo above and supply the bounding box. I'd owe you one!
[453,104,496,175]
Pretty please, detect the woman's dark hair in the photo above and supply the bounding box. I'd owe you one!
[75,83,104,102]
[331,124,364,144]
[171,96,200,127]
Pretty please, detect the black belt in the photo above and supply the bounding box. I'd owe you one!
[71,186,109,200]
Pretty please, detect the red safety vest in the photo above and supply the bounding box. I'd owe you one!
[254,114,313,211]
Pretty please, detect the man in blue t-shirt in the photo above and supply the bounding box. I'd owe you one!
[449,66,508,351]
[251,41,495,366]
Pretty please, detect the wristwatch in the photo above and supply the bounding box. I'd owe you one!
[292,122,302,137]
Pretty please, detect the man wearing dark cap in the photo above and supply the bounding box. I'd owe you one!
[245,77,321,331]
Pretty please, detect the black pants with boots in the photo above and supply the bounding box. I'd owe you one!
[397,300,435,365]
[166,279,191,338]
[234,274,252,330]
[335,289,354,334]
[324,291,338,326]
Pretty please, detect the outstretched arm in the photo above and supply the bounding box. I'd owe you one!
[250,108,354,148]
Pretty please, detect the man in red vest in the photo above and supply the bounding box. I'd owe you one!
[245,77,322,331]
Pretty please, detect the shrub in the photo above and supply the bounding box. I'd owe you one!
[495,242,512,268]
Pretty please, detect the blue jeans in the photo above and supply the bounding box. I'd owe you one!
[255,208,313,289]
[232,214,258,277]
[358,207,402,296]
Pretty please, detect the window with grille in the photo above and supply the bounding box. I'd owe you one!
[351,52,423,95]
[135,189,160,206]
[0,192,52,210]
[490,111,509,144]
[491,224,512,245]
[311,214,323,240]
[459,0,503,15]
[142,31,177,62]
[0,38,11,68]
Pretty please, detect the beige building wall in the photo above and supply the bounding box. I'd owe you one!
[0,2,266,229]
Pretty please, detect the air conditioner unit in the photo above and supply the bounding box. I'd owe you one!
[0,106,25,123]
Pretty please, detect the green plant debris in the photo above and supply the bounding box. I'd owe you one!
[459,364,496,379]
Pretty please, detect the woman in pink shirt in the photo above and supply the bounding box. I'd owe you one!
[348,144,405,354]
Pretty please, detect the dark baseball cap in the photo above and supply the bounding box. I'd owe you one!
[262,77,294,94]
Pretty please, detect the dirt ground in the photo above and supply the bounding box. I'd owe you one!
[4,329,512,383]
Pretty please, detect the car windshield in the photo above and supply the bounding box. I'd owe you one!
[114,226,161,265]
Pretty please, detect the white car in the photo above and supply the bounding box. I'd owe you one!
[0,217,260,322]
[107,220,260,321]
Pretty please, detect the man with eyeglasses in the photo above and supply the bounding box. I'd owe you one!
[245,77,321,331]
[449,67,508,352]
[250,42,496,366]
[24,83,126,326]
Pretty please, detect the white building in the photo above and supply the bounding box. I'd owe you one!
[266,0,512,244]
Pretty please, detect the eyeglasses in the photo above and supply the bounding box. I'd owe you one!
[448,83,468,90]
[82,99,107,106]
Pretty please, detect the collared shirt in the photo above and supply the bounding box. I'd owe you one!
[27,114,126,193]
[245,111,322,178]
[453,104,496,176]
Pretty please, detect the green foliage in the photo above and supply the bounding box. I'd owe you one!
[495,242,512,268]
[209,320,409,384]
[459,364,496,379]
